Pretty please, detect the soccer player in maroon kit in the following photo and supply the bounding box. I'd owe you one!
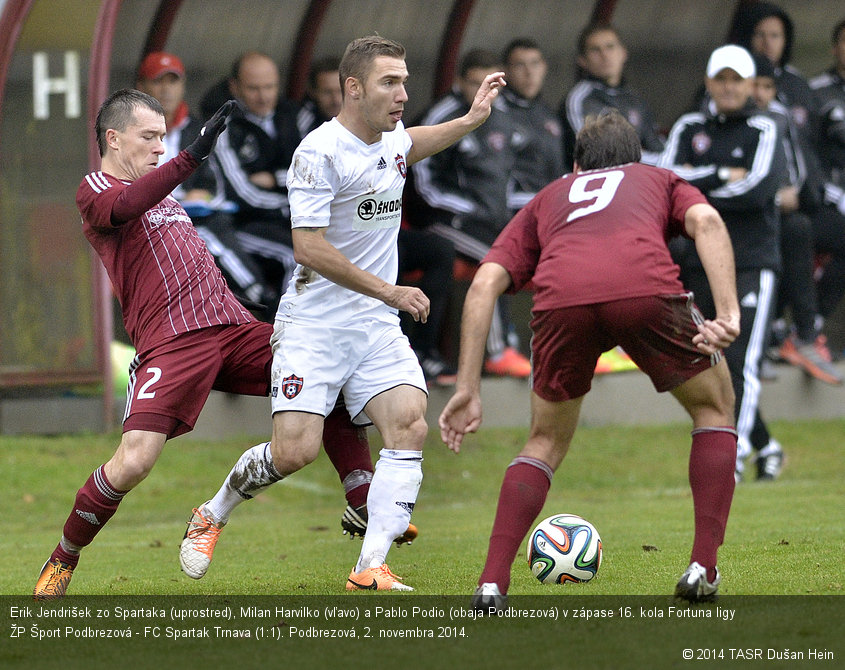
[33,89,377,599]
[439,110,741,608]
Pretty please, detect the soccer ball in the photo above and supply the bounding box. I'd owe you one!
[527,514,602,584]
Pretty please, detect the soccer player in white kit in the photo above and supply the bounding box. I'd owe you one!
[181,36,506,590]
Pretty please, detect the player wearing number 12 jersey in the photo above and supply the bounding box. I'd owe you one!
[439,110,741,607]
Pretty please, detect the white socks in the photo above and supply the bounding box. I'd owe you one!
[206,442,283,523]
[356,449,423,572]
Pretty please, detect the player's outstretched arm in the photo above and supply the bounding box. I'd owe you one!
[106,101,237,226]
[406,71,506,166]
[439,262,511,452]
[685,203,740,353]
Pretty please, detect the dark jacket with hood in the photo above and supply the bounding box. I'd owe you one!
[733,2,823,209]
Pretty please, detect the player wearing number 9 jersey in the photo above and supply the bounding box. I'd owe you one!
[439,110,741,607]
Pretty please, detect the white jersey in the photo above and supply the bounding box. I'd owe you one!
[278,118,413,325]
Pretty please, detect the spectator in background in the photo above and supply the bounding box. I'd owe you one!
[398,222,458,387]
[660,45,786,482]
[135,51,276,315]
[212,51,301,322]
[500,38,563,214]
[411,49,530,378]
[734,2,818,155]
[733,3,845,369]
[750,54,842,384]
[810,18,845,334]
[561,22,664,167]
[296,55,343,136]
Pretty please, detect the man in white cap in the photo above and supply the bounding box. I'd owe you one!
[660,45,787,482]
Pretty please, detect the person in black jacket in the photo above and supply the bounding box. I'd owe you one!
[211,52,302,322]
[412,49,531,379]
[750,54,842,384]
[660,45,786,482]
[561,23,664,168]
[810,18,845,331]
[296,55,343,137]
[500,38,564,214]
[733,3,844,373]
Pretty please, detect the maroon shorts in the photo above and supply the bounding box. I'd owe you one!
[530,293,719,402]
[122,322,273,439]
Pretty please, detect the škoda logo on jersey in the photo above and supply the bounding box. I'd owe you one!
[281,374,303,399]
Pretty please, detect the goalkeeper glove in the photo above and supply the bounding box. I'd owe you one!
[186,100,237,161]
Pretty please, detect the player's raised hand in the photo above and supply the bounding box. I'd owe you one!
[439,389,482,453]
[186,100,237,161]
[466,71,506,126]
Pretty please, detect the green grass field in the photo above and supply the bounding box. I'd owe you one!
[2,419,843,669]
[3,418,843,597]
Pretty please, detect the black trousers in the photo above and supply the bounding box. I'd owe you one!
[812,204,845,318]
[682,267,779,464]
[777,211,818,341]
[398,227,455,356]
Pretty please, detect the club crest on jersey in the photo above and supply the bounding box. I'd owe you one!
[692,132,711,155]
[487,131,506,152]
[281,374,303,399]
[394,153,407,178]
[791,106,808,128]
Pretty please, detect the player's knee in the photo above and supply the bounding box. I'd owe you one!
[109,444,156,489]
[404,414,429,450]
[269,440,319,475]
[111,429,168,486]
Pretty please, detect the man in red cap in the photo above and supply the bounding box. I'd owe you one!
[137,52,187,133]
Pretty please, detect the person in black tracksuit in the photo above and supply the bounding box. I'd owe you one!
[810,18,845,323]
[660,45,786,481]
[732,3,845,374]
[499,38,564,215]
[560,22,665,168]
[749,54,842,385]
[411,49,532,378]
[210,52,302,322]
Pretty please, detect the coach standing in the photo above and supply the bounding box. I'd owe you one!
[660,45,786,483]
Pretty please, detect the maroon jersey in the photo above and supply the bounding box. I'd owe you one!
[484,162,707,310]
[78,151,253,353]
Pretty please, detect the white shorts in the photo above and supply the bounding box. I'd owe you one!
[269,318,426,425]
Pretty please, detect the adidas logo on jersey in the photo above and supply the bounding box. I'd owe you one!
[75,509,100,525]
[395,501,415,514]
[376,157,388,170]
